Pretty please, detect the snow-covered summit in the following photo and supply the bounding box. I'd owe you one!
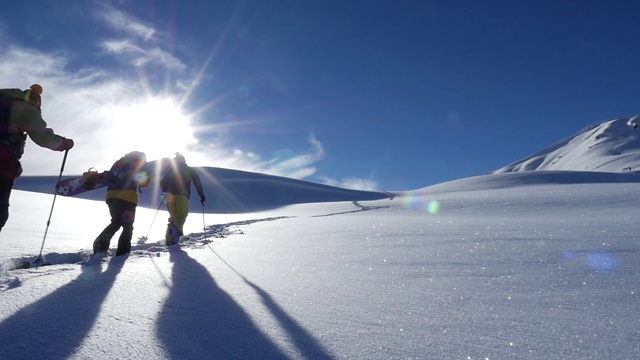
[494,115,640,173]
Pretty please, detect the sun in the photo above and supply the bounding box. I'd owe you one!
[105,97,197,162]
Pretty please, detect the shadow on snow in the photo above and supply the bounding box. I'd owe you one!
[157,247,333,359]
[0,259,124,358]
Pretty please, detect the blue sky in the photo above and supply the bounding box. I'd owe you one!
[1,1,639,191]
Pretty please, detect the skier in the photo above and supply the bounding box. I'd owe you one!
[93,151,150,256]
[0,84,74,232]
[160,152,205,245]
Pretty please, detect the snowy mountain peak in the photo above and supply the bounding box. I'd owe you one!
[495,115,640,173]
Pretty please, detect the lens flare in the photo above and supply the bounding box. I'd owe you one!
[586,252,618,272]
[427,200,440,214]
[403,192,416,209]
[272,149,298,163]
[238,86,250,98]
[134,172,149,184]
[403,192,440,214]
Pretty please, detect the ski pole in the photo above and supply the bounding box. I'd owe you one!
[34,149,69,265]
[202,204,207,243]
[144,195,166,239]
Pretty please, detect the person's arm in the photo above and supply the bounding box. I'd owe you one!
[191,168,206,204]
[12,101,73,151]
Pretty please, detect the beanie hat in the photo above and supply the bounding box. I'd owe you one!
[24,84,43,111]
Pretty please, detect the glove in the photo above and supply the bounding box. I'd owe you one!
[56,138,74,151]
[200,195,206,206]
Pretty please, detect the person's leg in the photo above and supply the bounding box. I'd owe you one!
[173,195,189,235]
[165,195,188,246]
[0,176,13,231]
[165,193,177,245]
[115,201,137,256]
[0,147,21,232]
[166,193,178,223]
[93,199,123,254]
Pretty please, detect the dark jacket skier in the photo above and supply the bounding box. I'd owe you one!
[93,151,150,256]
[160,152,205,245]
[0,84,74,232]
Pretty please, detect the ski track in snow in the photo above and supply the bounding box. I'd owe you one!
[0,201,380,290]
[0,216,295,277]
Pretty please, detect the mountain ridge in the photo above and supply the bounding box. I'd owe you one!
[495,115,640,173]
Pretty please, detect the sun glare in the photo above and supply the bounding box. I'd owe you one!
[106,97,197,161]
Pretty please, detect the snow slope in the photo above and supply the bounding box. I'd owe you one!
[495,115,640,173]
[0,116,639,359]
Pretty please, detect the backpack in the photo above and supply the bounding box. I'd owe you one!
[0,91,27,179]
[0,90,27,159]
[0,89,31,133]
[159,163,192,196]
[107,151,146,191]
[0,92,11,135]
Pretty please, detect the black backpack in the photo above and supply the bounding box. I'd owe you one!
[0,91,27,156]
[0,91,12,135]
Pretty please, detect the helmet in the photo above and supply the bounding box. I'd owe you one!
[24,84,43,112]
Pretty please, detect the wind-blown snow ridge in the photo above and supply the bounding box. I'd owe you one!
[495,115,640,173]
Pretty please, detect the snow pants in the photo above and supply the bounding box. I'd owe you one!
[165,193,188,244]
[0,144,22,232]
[94,198,137,256]
[0,176,12,232]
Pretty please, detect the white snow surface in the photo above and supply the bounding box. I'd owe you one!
[495,115,640,173]
[1,116,640,359]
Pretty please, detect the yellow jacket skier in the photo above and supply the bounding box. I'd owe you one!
[93,151,151,256]
[160,153,205,245]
